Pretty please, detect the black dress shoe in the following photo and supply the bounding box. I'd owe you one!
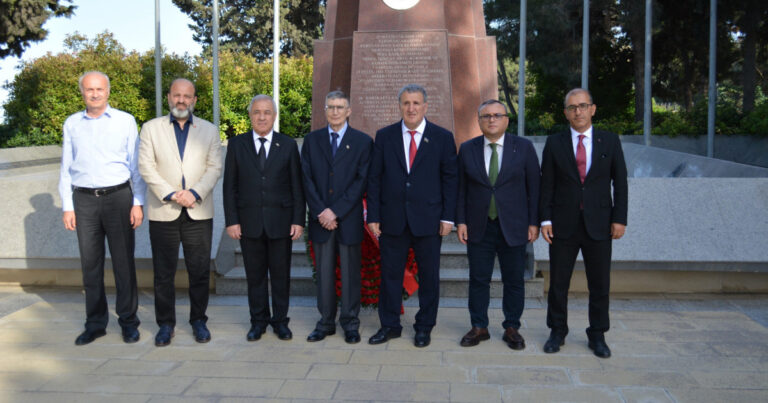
[75,329,106,346]
[460,327,490,347]
[155,325,174,347]
[273,323,293,340]
[247,325,266,341]
[543,333,565,353]
[344,330,361,344]
[307,329,335,342]
[121,326,140,343]
[588,339,612,358]
[414,330,431,348]
[368,327,401,344]
[502,328,526,351]
[191,320,211,343]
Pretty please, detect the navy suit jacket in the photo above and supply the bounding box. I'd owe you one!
[367,120,458,237]
[456,133,541,246]
[301,126,373,245]
[539,129,628,240]
[223,131,305,239]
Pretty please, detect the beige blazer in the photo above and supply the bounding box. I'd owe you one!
[139,114,222,221]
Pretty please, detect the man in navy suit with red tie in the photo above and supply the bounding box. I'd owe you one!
[539,88,628,358]
[456,100,540,350]
[367,84,458,348]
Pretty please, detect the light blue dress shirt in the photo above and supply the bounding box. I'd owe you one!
[328,122,348,148]
[58,105,146,211]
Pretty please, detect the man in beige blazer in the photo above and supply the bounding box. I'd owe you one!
[139,78,222,346]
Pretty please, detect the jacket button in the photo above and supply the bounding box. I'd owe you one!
[262,176,266,180]
[406,182,411,187]
[329,189,334,194]
[330,172,334,176]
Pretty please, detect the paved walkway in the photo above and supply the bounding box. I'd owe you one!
[0,285,767,402]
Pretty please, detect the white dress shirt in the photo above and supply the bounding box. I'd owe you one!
[253,130,274,157]
[541,125,594,227]
[483,133,505,174]
[401,119,426,173]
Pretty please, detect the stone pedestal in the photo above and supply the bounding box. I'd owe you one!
[312,0,498,146]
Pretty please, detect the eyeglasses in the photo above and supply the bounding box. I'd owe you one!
[325,105,348,111]
[479,113,508,121]
[565,103,593,113]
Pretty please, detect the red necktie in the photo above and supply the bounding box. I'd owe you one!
[408,130,418,170]
[576,134,586,183]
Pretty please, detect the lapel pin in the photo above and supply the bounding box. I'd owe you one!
[346,145,350,149]
[424,138,430,143]
[275,142,281,147]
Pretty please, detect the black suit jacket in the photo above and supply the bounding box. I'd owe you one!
[457,133,540,246]
[367,120,458,237]
[301,126,372,245]
[539,129,628,240]
[223,131,305,239]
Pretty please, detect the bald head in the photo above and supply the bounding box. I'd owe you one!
[168,78,197,122]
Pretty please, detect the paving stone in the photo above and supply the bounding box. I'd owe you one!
[667,387,768,403]
[444,352,602,369]
[689,370,768,389]
[378,365,469,383]
[0,371,52,392]
[477,367,571,386]
[184,378,283,398]
[334,381,449,401]
[277,380,337,399]
[502,386,622,402]
[709,341,768,357]
[96,358,178,376]
[173,361,309,379]
[618,387,675,403]
[40,374,195,394]
[306,363,380,381]
[575,369,700,388]
[449,383,502,402]
[0,357,104,375]
[231,346,352,364]
[350,350,443,366]
[1,392,152,403]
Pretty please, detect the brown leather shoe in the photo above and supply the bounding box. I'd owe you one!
[460,327,490,347]
[502,328,526,350]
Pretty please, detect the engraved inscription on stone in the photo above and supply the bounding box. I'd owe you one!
[349,31,454,136]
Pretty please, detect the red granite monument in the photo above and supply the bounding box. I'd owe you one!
[312,0,498,146]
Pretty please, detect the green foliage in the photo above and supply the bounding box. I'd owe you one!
[171,0,324,62]
[1,32,314,147]
[0,0,76,58]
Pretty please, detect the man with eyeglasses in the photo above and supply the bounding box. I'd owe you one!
[539,88,628,358]
[456,100,540,350]
[300,91,372,344]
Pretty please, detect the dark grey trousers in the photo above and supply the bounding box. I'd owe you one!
[313,234,361,332]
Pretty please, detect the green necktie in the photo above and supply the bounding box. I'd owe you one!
[488,143,499,220]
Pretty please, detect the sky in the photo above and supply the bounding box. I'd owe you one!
[0,0,203,120]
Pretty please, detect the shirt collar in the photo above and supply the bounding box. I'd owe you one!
[253,130,273,143]
[170,113,194,125]
[401,119,427,135]
[484,133,506,148]
[570,125,593,139]
[81,105,114,120]
[328,122,348,137]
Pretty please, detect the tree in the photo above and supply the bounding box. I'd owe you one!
[0,0,76,59]
[172,0,324,61]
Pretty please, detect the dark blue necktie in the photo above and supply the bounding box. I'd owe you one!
[331,132,339,157]
[258,137,267,170]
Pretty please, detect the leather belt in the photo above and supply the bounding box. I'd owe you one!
[72,181,130,197]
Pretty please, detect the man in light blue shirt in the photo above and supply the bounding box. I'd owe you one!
[59,71,146,346]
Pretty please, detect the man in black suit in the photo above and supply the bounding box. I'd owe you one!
[456,100,540,350]
[539,88,628,358]
[367,84,458,348]
[301,91,372,344]
[223,94,305,341]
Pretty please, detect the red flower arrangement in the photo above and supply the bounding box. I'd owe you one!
[307,198,419,308]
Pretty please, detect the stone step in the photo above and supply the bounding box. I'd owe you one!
[235,242,489,270]
[215,266,543,298]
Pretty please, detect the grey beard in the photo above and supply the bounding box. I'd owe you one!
[170,104,193,119]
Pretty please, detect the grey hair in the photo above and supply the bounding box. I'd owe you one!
[248,94,277,114]
[477,99,509,116]
[169,78,197,96]
[78,71,110,92]
[325,90,349,105]
[397,84,427,103]
[563,88,593,107]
